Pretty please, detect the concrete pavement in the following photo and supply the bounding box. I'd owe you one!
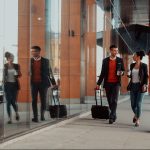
[0,95,150,149]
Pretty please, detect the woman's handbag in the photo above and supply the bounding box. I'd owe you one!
[127,82,131,91]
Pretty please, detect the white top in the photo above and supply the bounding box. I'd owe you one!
[132,68,140,83]
[7,68,16,82]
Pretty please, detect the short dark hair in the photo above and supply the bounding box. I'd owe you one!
[109,45,117,50]
[135,51,145,60]
[31,46,41,52]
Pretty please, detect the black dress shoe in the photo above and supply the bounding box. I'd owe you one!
[7,120,12,124]
[16,114,20,121]
[41,117,45,121]
[32,118,39,123]
[113,117,117,122]
[109,119,114,124]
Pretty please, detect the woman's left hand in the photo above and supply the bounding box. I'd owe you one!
[142,84,147,92]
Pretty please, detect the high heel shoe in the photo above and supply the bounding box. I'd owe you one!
[135,119,140,127]
[133,117,137,123]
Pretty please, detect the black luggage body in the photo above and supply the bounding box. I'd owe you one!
[49,87,67,118]
[49,105,67,118]
[0,94,3,104]
[91,89,109,119]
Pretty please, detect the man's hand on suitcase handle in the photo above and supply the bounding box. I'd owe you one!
[95,85,100,90]
[51,84,58,90]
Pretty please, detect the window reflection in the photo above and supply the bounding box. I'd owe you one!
[0,0,18,83]
[0,0,107,141]
[45,0,61,85]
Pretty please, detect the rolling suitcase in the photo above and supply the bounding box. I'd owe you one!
[91,89,109,119]
[49,87,67,118]
[0,94,3,104]
[0,86,3,104]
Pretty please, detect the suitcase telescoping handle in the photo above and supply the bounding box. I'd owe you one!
[95,89,103,106]
[52,87,60,105]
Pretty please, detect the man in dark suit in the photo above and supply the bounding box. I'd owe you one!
[30,46,55,122]
[96,45,125,124]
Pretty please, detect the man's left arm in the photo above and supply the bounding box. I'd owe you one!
[121,58,125,76]
[46,59,56,86]
[45,59,50,77]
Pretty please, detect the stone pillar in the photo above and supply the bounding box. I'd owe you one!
[18,0,30,102]
[148,53,150,94]
[120,54,129,94]
[60,0,97,101]
[103,1,112,57]
[30,0,46,56]
[18,0,45,102]
[60,0,81,101]
[84,0,97,96]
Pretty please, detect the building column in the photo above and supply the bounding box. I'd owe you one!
[60,0,97,101]
[60,0,81,102]
[148,53,150,94]
[18,0,45,102]
[18,0,30,102]
[120,54,129,94]
[84,0,97,96]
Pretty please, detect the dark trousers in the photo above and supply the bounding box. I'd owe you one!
[4,82,18,118]
[105,83,120,120]
[31,83,48,119]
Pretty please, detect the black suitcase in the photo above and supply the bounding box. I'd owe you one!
[49,87,67,118]
[91,89,109,119]
[49,105,67,118]
[0,94,3,104]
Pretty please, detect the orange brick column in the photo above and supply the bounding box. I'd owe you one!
[60,0,70,99]
[18,0,45,102]
[18,0,30,102]
[84,0,96,96]
[103,2,112,56]
[148,53,150,94]
[30,0,45,56]
[60,0,81,100]
[120,54,128,94]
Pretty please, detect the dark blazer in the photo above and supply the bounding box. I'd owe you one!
[128,62,148,92]
[97,57,125,87]
[4,63,21,90]
[30,57,54,88]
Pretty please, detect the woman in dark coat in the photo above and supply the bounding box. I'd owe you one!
[127,51,148,127]
[4,52,22,124]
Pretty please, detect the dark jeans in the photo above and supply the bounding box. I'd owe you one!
[130,83,145,118]
[4,82,18,118]
[31,83,48,119]
[105,83,120,120]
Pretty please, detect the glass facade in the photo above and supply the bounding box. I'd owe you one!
[0,0,102,142]
[0,0,149,142]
